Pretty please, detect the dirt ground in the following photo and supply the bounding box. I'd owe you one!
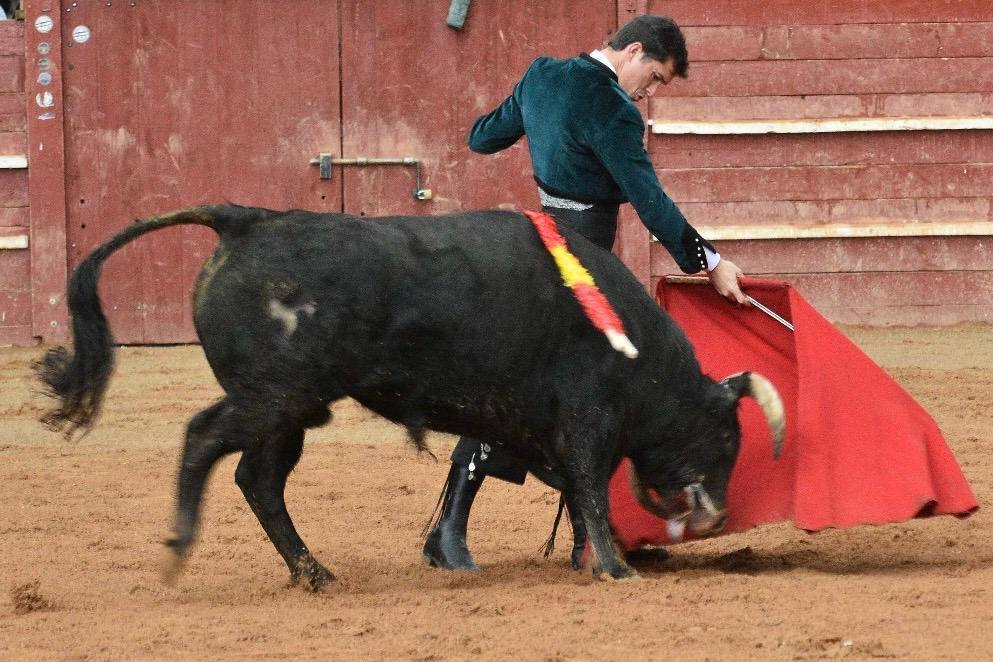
[1,325,991,661]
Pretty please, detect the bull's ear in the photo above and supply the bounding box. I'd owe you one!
[719,371,752,402]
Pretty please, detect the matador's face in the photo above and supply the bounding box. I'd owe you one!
[616,43,676,102]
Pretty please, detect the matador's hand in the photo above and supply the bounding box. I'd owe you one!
[707,258,749,305]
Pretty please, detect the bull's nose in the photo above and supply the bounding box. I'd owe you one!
[688,510,728,535]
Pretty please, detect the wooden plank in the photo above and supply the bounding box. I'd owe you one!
[650,93,993,121]
[678,198,993,228]
[659,1,993,26]
[615,205,651,292]
[763,23,993,60]
[0,289,31,326]
[0,131,25,155]
[0,20,23,56]
[651,236,993,274]
[0,113,24,132]
[614,0,650,287]
[650,131,993,168]
[683,26,765,61]
[686,23,993,61]
[0,92,23,114]
[0,230,28,249]
[26,4,68,343]
[134,10,190,344]
[0,169,28,206]
[0,206,27,226]
[782,272,993,325]
[696,221,993,240]
[62,0,142,342]
[667,58,993,97]
[813,303,993,326]
[0,325,34,346]
[0,55,23,93]
[0,154,27,167]
[63,1,344,343]
[0,247,28,283]
[651,117,993,135]
[658,163,993,203]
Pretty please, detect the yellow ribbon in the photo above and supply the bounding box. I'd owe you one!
[549,245,595,288]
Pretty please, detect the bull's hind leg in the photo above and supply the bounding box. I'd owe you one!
[164,399,239,581]
[234,424,335,590]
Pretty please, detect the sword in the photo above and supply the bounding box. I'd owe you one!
[745,295,794,332]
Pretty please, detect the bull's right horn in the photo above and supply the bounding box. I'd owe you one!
[722,372,785,459]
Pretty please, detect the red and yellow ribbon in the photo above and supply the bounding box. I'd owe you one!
[523,210,639,359]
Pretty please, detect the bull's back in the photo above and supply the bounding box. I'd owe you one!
[193,210,581,400]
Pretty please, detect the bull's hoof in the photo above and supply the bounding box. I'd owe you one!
[592,558,639,581]
[422,529,480,571]
[291,558,336,591]
[570,545,587,570]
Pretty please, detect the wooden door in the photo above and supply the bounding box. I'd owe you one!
[338,1,617,215]
[62,1,342,342]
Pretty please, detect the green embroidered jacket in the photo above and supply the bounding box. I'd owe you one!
[469,53,712,273]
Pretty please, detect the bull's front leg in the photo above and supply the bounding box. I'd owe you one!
[569,474,635,580]
[560,424,636,580]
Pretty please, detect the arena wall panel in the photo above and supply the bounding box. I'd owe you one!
[643,1,993,325]
[0,19,27,346]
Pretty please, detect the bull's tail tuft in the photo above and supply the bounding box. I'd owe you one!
[35,205,241,438]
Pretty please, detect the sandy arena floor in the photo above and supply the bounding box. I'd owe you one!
[1,325,991,660]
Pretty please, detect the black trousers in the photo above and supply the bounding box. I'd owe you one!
[450,202,620,483]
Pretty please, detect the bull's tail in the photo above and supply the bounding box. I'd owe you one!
[35,205,246,438]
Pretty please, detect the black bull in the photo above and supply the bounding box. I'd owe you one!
[37,205,784,587]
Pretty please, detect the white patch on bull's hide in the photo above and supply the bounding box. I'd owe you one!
[268,299,317,338]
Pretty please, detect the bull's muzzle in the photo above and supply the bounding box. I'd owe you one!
[628,466,727,541]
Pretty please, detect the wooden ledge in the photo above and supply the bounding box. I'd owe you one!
[649,117,993,135]
[0,155,28,169]
[688,221,993,241]
[0,225,28,249]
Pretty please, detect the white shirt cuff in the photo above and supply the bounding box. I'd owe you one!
[704,247,721,271]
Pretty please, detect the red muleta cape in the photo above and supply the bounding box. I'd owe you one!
[609,277,978,550]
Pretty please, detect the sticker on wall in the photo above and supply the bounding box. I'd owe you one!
[38,58,51,72]
[36,91,55,108]
[37,112,56,121]
[35,15,54,34]
[38,42,51,55]
[72,25,91,44]
[37,72,53,86]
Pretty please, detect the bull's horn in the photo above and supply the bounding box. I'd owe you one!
[723,372,785,459]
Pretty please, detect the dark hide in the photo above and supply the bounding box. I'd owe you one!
[36,205,775,587]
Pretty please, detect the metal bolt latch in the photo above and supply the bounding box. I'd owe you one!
[309,154,433,201]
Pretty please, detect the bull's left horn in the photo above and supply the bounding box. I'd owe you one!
[723,372,785,459]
